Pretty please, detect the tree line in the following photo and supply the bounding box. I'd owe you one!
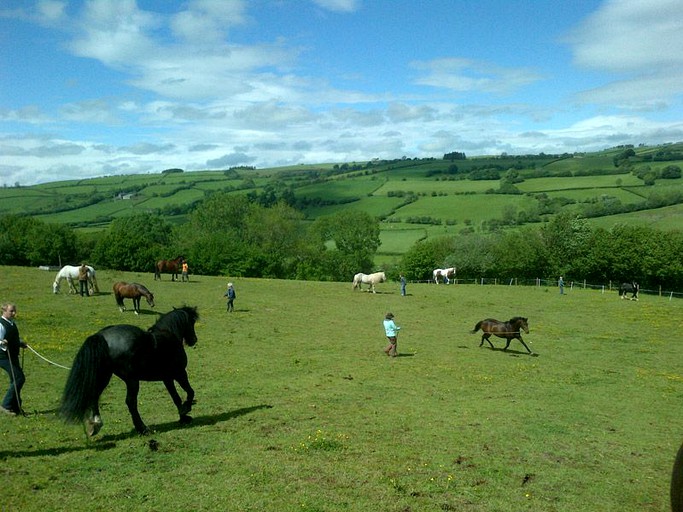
[1,200,682,291]
[398,213,683,290]
[0,193,379,282]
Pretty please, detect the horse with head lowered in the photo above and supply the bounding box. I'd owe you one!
[53,265,100,295]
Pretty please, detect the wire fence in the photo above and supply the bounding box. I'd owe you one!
[409,276,683,300]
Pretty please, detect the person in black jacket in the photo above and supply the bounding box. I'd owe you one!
[0,302,27,415]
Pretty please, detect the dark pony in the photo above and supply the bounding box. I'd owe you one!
[154,256,184,281]
[619,282,640,300]
[672,440,683,512]
[113,281,155,315]
[59,306,199,436]
[471,316,532,354]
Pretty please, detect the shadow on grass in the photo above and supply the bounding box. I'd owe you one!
[0,404,272,460]
[484,346,539,357]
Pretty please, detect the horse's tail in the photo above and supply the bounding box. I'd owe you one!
[471,321,483,334]
[90,273,100,294]
[59,334,113,424]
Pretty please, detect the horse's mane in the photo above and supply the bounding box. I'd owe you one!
[134,282,152,294]
[151,306,198,334]
[508,316,527,323]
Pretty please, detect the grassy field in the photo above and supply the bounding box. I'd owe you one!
[0,266,681,511]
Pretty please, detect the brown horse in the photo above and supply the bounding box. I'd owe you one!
[471,317,531,354]
[113,282,155,315]
[154,256,184,281]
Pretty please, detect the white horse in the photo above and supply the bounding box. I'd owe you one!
[352,271,386,294]
[433,267,455,284]
[53,265,100,295]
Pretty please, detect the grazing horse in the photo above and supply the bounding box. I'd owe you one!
[619,282,640,300]
[113,282,155,315]
[52,265,100,295]
[433,267,456,284]
[471,317,532,354]
[154,256,184,281]
[59,306,199,436]
[352,272,386,294]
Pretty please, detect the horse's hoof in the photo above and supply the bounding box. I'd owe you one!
[86,415,103,437]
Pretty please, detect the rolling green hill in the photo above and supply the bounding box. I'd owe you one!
[3,144,683,264]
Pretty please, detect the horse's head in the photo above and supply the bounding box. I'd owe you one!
[177,306,199,347]
[519,317,529,334]
[510,316,529,334]
[146,293,155,308]
[52,280,60,294]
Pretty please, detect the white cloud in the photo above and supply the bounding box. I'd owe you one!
[566,0,683,109]
[310,0,360,13]
[412,58,544,95]
[568,0,683,72]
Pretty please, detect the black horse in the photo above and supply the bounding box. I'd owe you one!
[619,282,640,300]
[59,306,199,436]
[673,441,683,512]
[471,316,532,354]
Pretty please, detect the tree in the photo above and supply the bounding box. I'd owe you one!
[309,211,381,280]
[540,213,592,277]
[0,215,78,266]
[91,213,174,271]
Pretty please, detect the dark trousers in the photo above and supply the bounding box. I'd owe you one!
[0,357,25,412]
[227,299,234,312]
[79,279,88,296]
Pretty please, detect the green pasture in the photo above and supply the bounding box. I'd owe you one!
[540,188,645,205]
[544,154,619,174]
[376,178,496,195]
[389,195,529,224]
[303,195,405,220]
[1,266,681,511]
[295,175,384,201]
[378,226,428,255]
[516,174,643,193]
[138,188,206,209]
[587,203,683,231]
[35,198,149,225]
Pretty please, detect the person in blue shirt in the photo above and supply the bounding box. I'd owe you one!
[400,274,407,296]
[224,282,236,312]
[383,312,400,357]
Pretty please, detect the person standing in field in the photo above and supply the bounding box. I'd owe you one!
[400,274,407,296]
[78,263,89,297]
[383,312,400,357]
[224,282,236,312]
[558,276,565,295]
[181,260,189,282]
[0,302,27,415]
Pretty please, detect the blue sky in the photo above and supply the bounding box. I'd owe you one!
[1,0,682,186]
